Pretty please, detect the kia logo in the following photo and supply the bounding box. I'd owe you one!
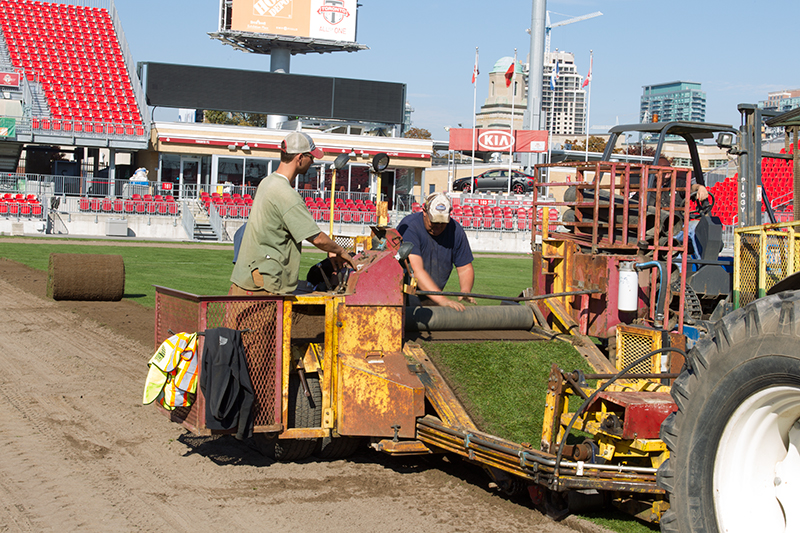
[478,131,514,151]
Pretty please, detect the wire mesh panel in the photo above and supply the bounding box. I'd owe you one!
[208,299,280,429]
[616,325,661,384]
[735,222,800,307]
[153,286,283,434]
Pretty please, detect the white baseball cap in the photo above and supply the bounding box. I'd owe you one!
[281,131,324,158]
[425,192,451,224]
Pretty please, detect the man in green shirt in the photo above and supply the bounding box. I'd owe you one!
[230,131,356,295]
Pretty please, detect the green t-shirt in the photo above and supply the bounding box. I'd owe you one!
[230,172,320,293]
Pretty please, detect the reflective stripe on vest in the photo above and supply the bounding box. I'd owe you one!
[143,332,198,407]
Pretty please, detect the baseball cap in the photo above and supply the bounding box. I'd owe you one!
[281,131,324,158]
[426,192,451,224]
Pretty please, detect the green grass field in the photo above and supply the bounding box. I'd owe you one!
[0,236,656,532]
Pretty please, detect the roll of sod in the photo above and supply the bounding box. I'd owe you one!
[47,253,125,301]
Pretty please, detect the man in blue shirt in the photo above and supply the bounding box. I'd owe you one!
[397,192,474,311]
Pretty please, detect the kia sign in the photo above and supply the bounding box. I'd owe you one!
[0,72,20,88]
[448,128,548,153]
[478,130,514,151]
[230,0,358,43]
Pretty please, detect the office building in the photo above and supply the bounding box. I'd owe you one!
[640,81,706,123]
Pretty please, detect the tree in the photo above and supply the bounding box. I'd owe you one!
[204,111,271,127]
[404,127,432,139]
[562,135,612,153]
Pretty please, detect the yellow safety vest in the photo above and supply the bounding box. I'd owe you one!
[143,332,199,410]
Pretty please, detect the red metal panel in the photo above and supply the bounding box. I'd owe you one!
[344,250,404,306]
[589,391,677,440]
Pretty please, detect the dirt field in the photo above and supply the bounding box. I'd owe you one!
[0,259,606,533]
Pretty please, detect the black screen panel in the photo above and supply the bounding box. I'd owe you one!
[332,78,405,124]
[143,62,405,124]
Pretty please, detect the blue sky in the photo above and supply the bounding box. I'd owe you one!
[116,0,797,141]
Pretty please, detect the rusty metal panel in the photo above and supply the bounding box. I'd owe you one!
[587,391,677,440]
[338,305,403,355]
[344,250,404,306]
[337,351,425,438]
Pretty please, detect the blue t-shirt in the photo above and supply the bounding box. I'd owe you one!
[397,211,473,290]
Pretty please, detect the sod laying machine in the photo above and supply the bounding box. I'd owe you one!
[153,106,800,533]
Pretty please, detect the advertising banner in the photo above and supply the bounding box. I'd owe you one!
[448,128,548,153]
[231,0,357,43]
[0,118,16,138]
[0,72,20,88]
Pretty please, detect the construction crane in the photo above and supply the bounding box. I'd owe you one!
[544,11,603,57]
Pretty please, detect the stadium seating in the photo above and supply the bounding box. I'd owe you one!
[0,0,144,135]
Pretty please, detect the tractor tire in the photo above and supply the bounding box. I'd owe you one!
[273,374,322,462]
[314,434,364,460]
[656,290,800,533]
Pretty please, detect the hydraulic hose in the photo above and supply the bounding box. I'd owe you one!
[635,261,665,327]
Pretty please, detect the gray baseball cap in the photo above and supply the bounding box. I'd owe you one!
[281,131,324,158]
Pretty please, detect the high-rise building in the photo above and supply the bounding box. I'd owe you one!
[640,81,706,123]
[475,52,586,136]
[759,89,800,113]
[542,51,586,135]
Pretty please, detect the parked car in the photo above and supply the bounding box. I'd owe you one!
[452,169,535,194]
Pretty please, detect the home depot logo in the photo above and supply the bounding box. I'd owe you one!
[478,130,514,151]
[317,0,349,25]
[254,0,291,18]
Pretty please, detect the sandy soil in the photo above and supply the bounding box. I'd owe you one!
[0,259,606,533]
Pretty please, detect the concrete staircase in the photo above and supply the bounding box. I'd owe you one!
[186,200,221,241]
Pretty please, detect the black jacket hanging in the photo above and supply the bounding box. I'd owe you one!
[199,328,255,440]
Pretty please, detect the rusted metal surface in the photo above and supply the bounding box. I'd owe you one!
[586,391,677,440]
[337,305,403,355]
[373,439,434,455]
[337,351,425,438]
[344,250,405,306]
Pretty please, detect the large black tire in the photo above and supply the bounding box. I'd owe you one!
[657,290,800,533]
[273,374,322,462]
[314,434,364,460]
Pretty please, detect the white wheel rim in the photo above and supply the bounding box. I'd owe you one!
[714,385,800,533]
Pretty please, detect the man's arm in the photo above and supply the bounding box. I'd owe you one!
[308,233,357,270]
[455,263,475,303]
[408,254,465,311]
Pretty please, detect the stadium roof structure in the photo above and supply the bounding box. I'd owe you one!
[208,31,368,56]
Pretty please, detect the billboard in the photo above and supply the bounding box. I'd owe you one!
[231,0,358,42]
[448,128,549,153]
[142,63,406,125]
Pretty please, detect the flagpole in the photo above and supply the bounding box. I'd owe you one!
[547,55,558,171]
[472,47,478,190]
[584,50,593,162]
[508,49,516,195]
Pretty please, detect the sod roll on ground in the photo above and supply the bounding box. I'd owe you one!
[47,253,125,301]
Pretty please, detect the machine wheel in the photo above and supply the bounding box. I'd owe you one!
[314,434,364,460]
[461,182,472,192]
[656,290,800,533]
[512,183,525,195]
[273,374,322,462]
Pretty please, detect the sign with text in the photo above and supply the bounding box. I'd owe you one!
[448,128,548,153]
[0,72,20,88]
[231,0,358,43]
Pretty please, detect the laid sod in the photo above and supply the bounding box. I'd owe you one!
[0,237,656,532]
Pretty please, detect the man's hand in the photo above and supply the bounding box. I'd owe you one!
[310,233,357,271]
[458,295,476,304]
[329,249,357,271]
[440,298,466,311]
[692,184,709,202]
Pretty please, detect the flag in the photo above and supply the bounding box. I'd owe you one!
[472,49,479,84]
[549,60,559,91]
[582,54,593,88]
[504,60,515,88]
